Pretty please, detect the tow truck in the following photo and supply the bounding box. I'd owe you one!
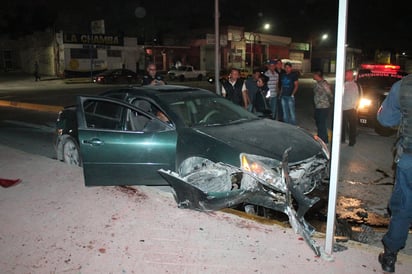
[356,64,408,135]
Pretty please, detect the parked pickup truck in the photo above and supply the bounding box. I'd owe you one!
[167,65,207,81]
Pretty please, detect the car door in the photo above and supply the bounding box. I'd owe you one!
[76,96,177,186]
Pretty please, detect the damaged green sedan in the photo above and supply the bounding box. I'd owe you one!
[55,85,330,254]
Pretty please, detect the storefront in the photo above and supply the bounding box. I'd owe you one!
[59,32,144,77]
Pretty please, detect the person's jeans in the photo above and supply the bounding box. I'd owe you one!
[314,108,330,143]
[269,96,277,120]
[281,96,296,125]
[383,153,412,252]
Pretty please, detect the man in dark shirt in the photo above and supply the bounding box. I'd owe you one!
[245,69,261,111]
[221,68,248,108]
[142,63,165,86]
[280,62,299,124]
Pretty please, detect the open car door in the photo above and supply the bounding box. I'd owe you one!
[76,96,177,186]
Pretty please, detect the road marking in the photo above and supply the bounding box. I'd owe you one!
[0,100,63,113]
[3,120,55,133]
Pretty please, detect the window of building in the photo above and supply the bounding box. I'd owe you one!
[70,48,97,59]
[107,50,122,57]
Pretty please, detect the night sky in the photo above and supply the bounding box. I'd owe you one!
[1,0,411,53]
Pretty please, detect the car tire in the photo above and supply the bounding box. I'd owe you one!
[179,75,185,82]
[197,74,203,81]
[374,122,397,137]
[62,137,82,166]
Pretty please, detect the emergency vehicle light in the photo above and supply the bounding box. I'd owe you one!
[360,64,400,71]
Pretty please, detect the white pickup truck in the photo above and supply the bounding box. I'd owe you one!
[167,65,207,81]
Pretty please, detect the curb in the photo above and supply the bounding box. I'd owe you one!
[0,100,63,113]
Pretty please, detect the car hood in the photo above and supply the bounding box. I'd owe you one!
[190,119,323,164]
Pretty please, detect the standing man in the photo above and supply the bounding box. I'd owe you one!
[312,69,333,144]
[142,62,165,86]
[342,70,360,146]
[221,68,249,108]
[377,74,412,273]
[279,62,299,125]
[245,69,261,112]
[265,60,280,119]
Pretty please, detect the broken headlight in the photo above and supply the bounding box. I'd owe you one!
[240,153,285,192]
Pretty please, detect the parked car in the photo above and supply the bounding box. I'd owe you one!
[55,85,329,193]
[356,64,407,135]
[167,65,207,81]
[93,68,139,84]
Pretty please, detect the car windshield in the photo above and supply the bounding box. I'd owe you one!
[357,76,402,89]
[357,71,405,89]
[160,93,259,127]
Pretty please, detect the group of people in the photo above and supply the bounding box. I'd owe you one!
[221,59,299,125]
[220,59,349,146]
[139,60,359,147]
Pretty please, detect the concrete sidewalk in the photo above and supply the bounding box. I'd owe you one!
[1,144,412,273]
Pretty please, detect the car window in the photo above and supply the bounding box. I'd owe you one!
[357,70,404,89]
[83,100,123,130]
[82,98,171,133]
[126,109,170,132]
[166,95,258,127]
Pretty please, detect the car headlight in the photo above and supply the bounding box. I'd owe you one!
[240,153,285,192]
[358,98,372,109]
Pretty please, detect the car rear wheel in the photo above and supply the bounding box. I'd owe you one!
[62,137,82,166]
[374,122,397,137]
[197,74,203,81]
[179,75,185,82]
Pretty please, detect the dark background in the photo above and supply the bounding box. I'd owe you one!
[1,0,411,53]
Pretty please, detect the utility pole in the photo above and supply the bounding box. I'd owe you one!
[214,0,220,95]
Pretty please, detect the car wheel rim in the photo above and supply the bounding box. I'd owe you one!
[63,141,80,166]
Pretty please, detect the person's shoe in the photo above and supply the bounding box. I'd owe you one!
[348,142,355,146]
[378,247,397,273]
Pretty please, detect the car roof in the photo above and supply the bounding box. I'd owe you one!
[105,85,212,95]
[100,85,215,102]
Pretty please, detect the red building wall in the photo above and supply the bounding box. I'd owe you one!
[268,45,289,61]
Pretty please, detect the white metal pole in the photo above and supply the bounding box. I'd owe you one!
[214,0,220,95]
[324,0,348,255]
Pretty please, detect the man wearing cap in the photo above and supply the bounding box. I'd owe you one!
[264,60,280,120]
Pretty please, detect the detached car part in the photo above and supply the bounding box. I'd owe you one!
[158,148,326,256]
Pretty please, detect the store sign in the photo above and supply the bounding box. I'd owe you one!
[63,33,124,46]
[206,34,228,46]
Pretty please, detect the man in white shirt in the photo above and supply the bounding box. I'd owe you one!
[265,60,279,119]
[342,70,360,146]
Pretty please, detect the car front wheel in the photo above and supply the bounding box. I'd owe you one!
[62,137,82,166]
